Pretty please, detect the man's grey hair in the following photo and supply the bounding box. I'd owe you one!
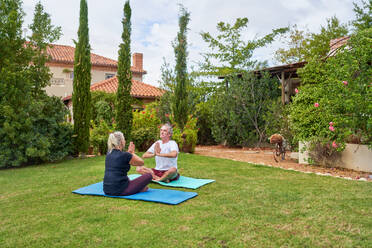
[162,123,173,137]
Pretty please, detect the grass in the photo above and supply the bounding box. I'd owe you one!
[1,153,372,247]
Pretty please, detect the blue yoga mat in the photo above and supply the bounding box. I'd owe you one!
[72,182,197,205]
[128,174,215,189]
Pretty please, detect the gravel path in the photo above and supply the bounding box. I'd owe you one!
[194,145,371,182]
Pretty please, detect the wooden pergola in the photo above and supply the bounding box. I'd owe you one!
[219,61,307,104]
[254,61,306,104]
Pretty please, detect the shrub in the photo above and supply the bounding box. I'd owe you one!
[90,91,115,126]
[307,138,342,167]
[131,127,158,152]
[264,98,296,150]
[94,100,114,127]
[194,102,216,145]
[209,72,280,147]
[172,115,198,153]
[90,120,113,155]
[153,93,173,123]
[0,96,73,167]
[131,107,161,151]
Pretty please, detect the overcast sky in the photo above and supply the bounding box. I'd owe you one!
[22,0,360,87]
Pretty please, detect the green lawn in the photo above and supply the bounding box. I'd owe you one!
[1,153,371,247]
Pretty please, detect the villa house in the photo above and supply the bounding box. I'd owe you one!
[62,76,165,111]
[44,44,148,98]
[44,44,165,121]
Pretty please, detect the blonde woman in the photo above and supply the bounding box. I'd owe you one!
[103,131,152,196]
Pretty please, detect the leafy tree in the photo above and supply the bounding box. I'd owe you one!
[274,24,309,64]
[0,0,72,167]
[157,58,202,125]
[156,59,175,123]
[72,0,91,155]
[200,18,288,78]
[351,0,372,32]
[196,18,286,146]
[304,16,348,59]
[116,0,133,142]
[172,6,190,131]
[28,1,61,96]
[210,72,280,147]
[275,17,348,63]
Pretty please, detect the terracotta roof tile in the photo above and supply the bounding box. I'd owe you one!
[46,44,146,73]
[63,76,165,101]
[328,36,350,57]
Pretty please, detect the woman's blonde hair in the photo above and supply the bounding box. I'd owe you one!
[107,131,125,153]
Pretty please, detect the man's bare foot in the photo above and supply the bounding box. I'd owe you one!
[152,175,160,181]
[153,177,170,183]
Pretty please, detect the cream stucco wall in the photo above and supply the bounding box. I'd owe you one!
[299,142,372,172]
[46,65,121,98]
[45,66,74,98]
[45,65,143,98]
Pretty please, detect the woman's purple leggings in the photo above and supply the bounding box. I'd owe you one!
[121,173,152,196]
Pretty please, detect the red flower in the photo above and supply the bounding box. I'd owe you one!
[314,102,319,107]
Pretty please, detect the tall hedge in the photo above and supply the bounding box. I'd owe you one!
[72,0,92,155]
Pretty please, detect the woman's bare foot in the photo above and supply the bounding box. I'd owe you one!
[140,186,148,192]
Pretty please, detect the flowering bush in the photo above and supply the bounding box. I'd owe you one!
[290,28,372,164]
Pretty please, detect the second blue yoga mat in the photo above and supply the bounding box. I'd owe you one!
[128,174,215,189]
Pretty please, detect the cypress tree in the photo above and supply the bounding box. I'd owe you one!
[172,7,190,131]
[115,0,133,142]
[72,0,91,155]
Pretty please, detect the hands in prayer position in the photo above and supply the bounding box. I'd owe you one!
[154,142,161,156]
[127,141,135,154]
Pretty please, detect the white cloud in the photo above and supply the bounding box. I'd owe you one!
[278,0,313,11]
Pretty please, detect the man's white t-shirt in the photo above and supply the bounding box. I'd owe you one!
[147,140,179,171]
